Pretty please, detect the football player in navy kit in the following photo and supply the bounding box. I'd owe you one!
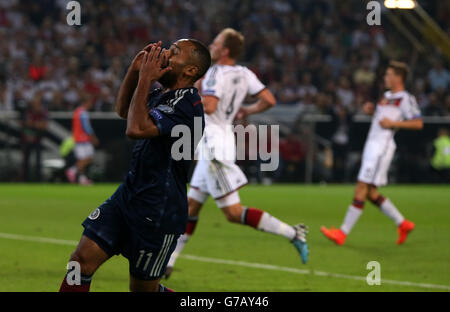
[59,39,211,292]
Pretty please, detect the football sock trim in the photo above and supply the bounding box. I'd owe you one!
[242,207,264,228]
[186,216,199,235]
[352,198,365,209]
[370,195,386,207]
[59,273,92,292]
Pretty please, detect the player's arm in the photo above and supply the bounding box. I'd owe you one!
[236,69,276,118]
[236,88,276,119]
[197,69,221,115]
[80,111,99,145]
[194,76,221,114]
[126,44,172,139]
[202,95,219,114]
[194,76,204,93]
[125,83,158,139]
[116,43,160,119]
[380,95,423,130]
[116,65,140,119]
[379,117,423,130]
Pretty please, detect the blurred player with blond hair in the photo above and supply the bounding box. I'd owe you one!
[166,28,309,278]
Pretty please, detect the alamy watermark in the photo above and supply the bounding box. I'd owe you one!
[170,117,279,172]
[65,260,81,285]
[64,259,382,286]
[366,261,381,285]
[366,1,381,26]
[66,1,81,26]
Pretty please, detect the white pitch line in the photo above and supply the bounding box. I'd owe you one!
[0,232,78,246]
[180,254,450,290]
[1,232,449,291]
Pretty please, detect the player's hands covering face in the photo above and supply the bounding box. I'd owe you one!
[139,42,172,83]
[130,42,163,72]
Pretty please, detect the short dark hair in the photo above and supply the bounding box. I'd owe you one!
[188,39,211,82]
[220,28,245,60]
[388,60,409,82]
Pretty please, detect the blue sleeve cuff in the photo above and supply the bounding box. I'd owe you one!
[149,109,165,135]
[80,112,93,135]
[202,89,216,96]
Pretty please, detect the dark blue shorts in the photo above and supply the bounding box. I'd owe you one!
[82,189,179,280]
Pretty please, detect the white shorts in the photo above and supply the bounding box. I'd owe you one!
[74,143,94,160]
[188,159,248,207]
[357,142,396,186]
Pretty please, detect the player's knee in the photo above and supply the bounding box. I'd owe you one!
[188,197,202,216]
[223,205,242,223]
[355,181,367,191]
[69,249,96,275]
[224,211,237,223]
[367,188,379,202]
[355,182,369,200]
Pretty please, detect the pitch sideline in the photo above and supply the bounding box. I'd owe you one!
[1,232,449,291]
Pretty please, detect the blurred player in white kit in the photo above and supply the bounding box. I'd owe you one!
[321,61,423,246]
[165,28,309,278]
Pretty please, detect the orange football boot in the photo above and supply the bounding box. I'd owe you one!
[397,220,415,245]
[320,226,347,245]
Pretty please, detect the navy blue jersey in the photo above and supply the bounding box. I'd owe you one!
[121,87,204,234]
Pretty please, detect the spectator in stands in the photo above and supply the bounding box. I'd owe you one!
[445,94,450,115]
[325,45,344,78]
[428,60,450,92]
[353,60,376,88]
[0,0,447,118]
[297,72,318,102]
[0,79,14,111]
[278,74,299,104]
[331,105,351,182]
[278,132,305,182]
[336,77,355,111]
[21,92,48,181]
[413,79,430,110]
[423,93,445,116]
[61,74,82,110]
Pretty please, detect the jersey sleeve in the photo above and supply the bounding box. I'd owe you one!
[201,66,224,99]
[400,94,421,120]
[244,67,266,96]
[149,95,194,137]
[80,111,94,135]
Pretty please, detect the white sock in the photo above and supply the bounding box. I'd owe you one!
[79,174,89,182]
[257,212,296,240]
[167,234,190,267]
[380,198,404,226]
[340,205,363,235]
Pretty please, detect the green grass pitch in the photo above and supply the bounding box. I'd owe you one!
[0,183,449,292]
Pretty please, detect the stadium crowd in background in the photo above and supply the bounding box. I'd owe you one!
[0,0,449,183]
[0,0,448,115]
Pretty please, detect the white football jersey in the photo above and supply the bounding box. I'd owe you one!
[202,64,265,127]
[199,64,265,161]
[364,90,421,153]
